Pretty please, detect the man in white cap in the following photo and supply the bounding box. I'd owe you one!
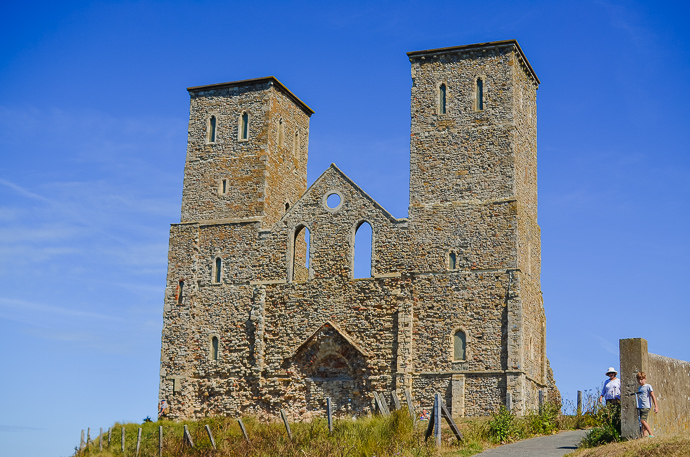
[599,367,621,405]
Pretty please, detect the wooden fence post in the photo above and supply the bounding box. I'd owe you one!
[424,396,436,441]
[538,390,544,413]
[238,419,250,443]
[440,399,463,441]
[434,393,442,447]
[404,389,416,422]
[87,428,91,446]
[121,427,125,453]
[183,425,194,447]
[100,428,103,451]
[577,390,583,415]
[381,392,391,416]
[326,397,333,434]
[135,428,142,457]
[506,392,512,412]
[108,427,111,447]
[205,425,216,450]
[159,426,163,457]
[392,390,402,411]
[374,392,390,417]
[80,429,85,451]
[280,409,293,440]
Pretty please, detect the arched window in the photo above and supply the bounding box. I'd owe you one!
[476,78,484,111]
[278,119,284,147]
[449,252,457,270]
[285,202,290,212]
[240,112,248,140]
[353,221,373,278]
[453,329,466,361]
[177,280,184,304]
[213,257,222,284]
[211,336,219,361]
[292,225,310,281]
[208,115,217,143]
[439,83,447,115]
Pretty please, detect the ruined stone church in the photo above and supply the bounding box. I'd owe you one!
[159,39,559,421]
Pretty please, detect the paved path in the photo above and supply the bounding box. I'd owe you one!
[474,430,589,456]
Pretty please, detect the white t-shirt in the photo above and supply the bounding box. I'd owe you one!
[602,378,621,400]
[637,384,653,409]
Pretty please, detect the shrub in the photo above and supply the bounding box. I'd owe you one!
[488,406,523,443]
[526,402,560,436]
[580,403,621,448]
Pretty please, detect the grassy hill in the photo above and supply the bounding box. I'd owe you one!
[73,405,582,457]
[565,435,690,457]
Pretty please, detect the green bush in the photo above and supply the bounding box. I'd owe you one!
[580,403,621,448]
[526,402,559,436]
[488,406,523,443]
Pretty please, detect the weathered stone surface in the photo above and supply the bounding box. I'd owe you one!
[619,338,690,439]
[159,40,558,421]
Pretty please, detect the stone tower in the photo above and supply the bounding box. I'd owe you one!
[180,77,313,226]
[159,40,558,422]
[406,40,552,413]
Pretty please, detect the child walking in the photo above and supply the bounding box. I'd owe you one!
[636,371,658,437]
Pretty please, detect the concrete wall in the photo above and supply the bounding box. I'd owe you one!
[619,338,690,439]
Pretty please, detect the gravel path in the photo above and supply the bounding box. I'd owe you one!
[474,429,589,456]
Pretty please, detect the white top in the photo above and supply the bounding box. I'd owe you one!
[602,377,621,400]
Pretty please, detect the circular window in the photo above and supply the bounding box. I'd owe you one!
[326,193,341,208]
[322,191,343,212]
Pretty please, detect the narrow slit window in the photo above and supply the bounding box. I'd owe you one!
[354,221,373,278]
[221,179,228,195]
[214,257,222,284]
[285,202,290,212]
[240,112,248,140]
[439,84,447,115]
[293,131,299,155]
[208,115,217,143]
[292,226,310,281]
[454,330,466,361]
[211,336,219,361]
[177,280,184,304]
[476,78,484,111]
[278,119,284,147]
[449,252,457,270]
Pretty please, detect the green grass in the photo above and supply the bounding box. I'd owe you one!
[74,405,585,457]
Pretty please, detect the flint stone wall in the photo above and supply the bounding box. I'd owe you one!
[159,41,559,422]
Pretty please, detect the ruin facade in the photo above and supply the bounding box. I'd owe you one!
[159,39,559,420]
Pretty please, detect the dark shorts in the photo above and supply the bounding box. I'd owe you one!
[606,399,620,406]
[638,408,650,421]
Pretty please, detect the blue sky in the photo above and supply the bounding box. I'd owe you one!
[1,1,689,455]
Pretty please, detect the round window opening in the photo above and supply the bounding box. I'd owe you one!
[326,193,341,209]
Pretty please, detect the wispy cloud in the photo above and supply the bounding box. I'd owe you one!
[0,297,123,321]
[591,333,619,356]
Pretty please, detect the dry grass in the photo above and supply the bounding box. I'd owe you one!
[73,406,586,457]
[565,435,690,457]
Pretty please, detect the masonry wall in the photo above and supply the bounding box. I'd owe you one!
[619,338,690,439]
[160,40,558,423]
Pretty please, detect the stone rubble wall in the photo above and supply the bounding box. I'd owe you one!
[160,41,558,422]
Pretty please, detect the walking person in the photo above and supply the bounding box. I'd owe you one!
[636,371,658,437]
[599,367,621,405]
